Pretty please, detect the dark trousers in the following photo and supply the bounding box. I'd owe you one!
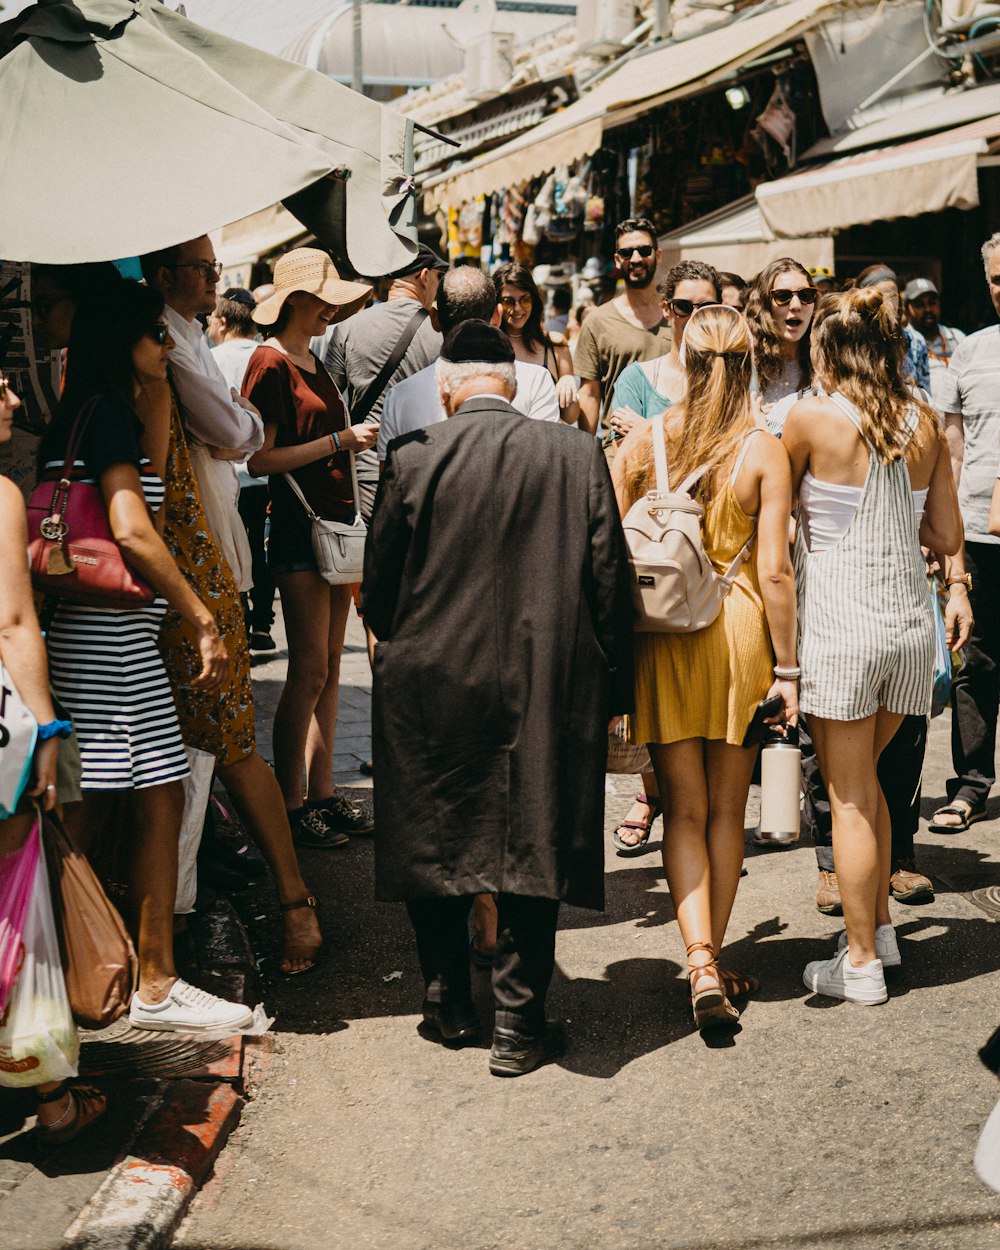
[405,894,560,1033]
[948,541,1000,811]
[805,713,927,871]
[237,484,275,633]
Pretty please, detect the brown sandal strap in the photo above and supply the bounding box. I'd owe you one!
[281,894,319,914]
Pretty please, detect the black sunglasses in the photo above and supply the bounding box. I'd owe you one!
[770,287,818,306]
[147,323,170,346]
[669,298,718,317]
[617,245,655,260]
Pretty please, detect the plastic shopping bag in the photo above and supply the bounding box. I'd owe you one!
[607,718,651,775]
[0,820,78,1087]
[0,658,38,819]
[930,580,951,719]
[0,820,39,1014]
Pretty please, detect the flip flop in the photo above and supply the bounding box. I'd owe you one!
[612,819,655,855]
[929,802,987,834]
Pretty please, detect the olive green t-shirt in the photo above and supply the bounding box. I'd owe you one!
[573,300,671,424]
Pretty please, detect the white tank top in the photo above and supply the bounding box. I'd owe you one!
[800,473,928,551]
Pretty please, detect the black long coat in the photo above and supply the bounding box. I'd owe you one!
[361,397,634,911]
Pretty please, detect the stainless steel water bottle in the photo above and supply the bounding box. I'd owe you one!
[758,726,801,845]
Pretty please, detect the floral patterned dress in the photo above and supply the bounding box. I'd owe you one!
[158,396,256,766]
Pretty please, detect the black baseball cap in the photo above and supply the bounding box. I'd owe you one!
[221,287,256,307]
[388,242,449,279]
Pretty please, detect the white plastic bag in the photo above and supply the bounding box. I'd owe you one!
[0,821,78,1087]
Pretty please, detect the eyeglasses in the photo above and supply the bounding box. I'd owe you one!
[770,288,818,306]
[30,293,71,318]
[500,294,533,310]
[147,323,171,346]
[669,298,718,317]
[172,260,223,280]
[617,245,655,260]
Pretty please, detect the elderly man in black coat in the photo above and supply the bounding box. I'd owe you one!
[362,321,634,1077]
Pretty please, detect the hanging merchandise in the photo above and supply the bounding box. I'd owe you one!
[750,79,797,170]
[498,183,528,249]
[447,197,486,261]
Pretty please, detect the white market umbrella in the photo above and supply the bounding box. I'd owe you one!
[0,0,418,275]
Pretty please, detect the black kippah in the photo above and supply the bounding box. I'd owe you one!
[440,320,515,365]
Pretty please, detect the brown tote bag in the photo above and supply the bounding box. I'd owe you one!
[41,810,137,1029]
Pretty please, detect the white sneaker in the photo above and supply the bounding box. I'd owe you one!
[130,978,254,1033]
[803,945,888,1005]
[837,924,900,968]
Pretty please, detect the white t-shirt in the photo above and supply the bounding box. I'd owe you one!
[377,359,561,461]
[210,338,257,393]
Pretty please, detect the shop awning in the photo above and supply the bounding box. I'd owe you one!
[756,113,1000,238]
[659,195,833,278]
[0,0,417,275]
[423,0,838,209]
[802,82,1000,159]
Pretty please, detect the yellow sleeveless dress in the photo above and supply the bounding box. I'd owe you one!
[631,472,774,747]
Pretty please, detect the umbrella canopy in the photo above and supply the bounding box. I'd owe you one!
[0,0,417,275]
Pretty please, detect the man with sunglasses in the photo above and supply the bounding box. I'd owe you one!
[574,218,670,438]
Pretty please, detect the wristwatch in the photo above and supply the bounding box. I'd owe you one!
[945,573,973,591]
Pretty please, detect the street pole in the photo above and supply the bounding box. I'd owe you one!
[352,0,363,94]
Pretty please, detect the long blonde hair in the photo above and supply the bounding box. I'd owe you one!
[623,304,754,508]
[811,288,938,462]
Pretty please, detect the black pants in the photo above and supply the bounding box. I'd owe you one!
[948,541,1000,811]
[237,484,275,633]
[805,714,927,871]
[405,894,560,1033]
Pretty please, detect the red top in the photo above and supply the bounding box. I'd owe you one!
[242,345,355,523]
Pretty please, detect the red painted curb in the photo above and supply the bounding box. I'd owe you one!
[133,1080,244,1187]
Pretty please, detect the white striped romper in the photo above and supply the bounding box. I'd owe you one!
[795,391,935,721]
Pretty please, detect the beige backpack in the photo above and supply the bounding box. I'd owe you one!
[622,418,757,633]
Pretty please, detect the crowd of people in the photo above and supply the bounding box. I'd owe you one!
[0,214,994,1112]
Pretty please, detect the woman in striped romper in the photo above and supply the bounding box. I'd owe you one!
[783,288,962,1005]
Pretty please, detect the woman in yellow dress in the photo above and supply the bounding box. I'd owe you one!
[612,305,798,1031]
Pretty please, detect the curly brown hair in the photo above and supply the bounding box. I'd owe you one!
[745,258,814,396]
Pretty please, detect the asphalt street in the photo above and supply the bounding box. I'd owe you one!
[174,608,1000,1250]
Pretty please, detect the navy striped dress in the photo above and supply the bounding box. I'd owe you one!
[43,397,190,791]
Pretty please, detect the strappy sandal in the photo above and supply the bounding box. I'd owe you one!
[718,968,760,999]
[35,1082,107,1148]
[928,800,987,834]
[281,895,324,978]
[612,791,662,857]
[686,941,740,1031]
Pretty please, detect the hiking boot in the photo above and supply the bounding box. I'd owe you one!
[816,869,842,915]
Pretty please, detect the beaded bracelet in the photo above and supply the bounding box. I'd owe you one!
[773,666,801,680]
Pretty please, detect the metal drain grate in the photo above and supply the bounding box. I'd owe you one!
[968,885,1000,920]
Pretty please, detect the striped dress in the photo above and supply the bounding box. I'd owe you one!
[45,458,190,792]
[795,392,934,721]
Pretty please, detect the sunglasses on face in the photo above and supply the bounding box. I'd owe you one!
[147,323,170,346]
[173,260,223,281]
[500,294,533,310]
[770,288,818,307]
[617,245,655,260]
[669,298,718,317]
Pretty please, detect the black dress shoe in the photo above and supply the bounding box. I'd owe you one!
[489,1022,565,1077]
[421,999,480,1045]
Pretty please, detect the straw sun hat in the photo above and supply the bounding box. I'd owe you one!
[252,248,372,326]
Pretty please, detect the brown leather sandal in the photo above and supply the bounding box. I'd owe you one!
[686,941,740,1031]
[281,895,324,978]
[35,1082,107,1147]
[718,968,760,999]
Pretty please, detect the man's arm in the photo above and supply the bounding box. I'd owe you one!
[944,411,964,485]
[170,335,263,455]
[577,380,601,437]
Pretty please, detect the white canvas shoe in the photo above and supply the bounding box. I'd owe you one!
[837,924,900,968]
[803,945,888,1005]
[130,978,254,1033]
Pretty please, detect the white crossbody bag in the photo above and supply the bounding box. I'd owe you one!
[282,451,367,586]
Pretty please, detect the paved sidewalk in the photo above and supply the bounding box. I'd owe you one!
[175,603,1000,1250]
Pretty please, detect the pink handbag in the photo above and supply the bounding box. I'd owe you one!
[26,398,155,609]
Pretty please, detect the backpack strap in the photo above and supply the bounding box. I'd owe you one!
[651,412,670,494]
[730,427,762,486]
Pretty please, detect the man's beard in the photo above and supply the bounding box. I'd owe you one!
[622,265,655,290]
